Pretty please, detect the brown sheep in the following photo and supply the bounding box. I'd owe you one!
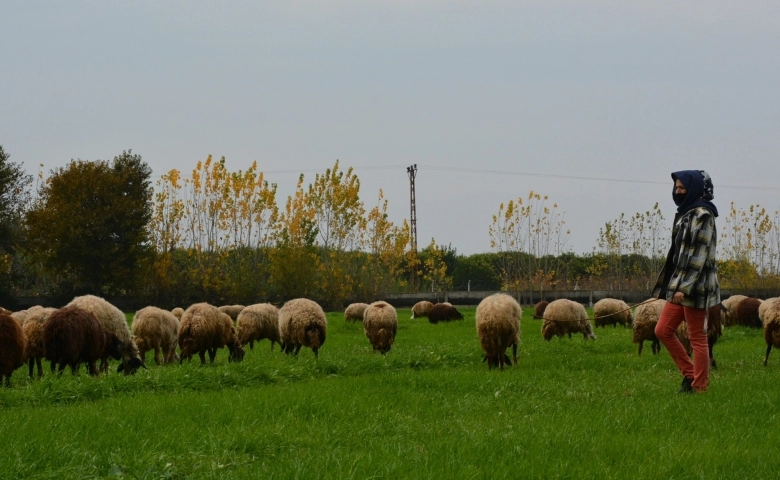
[171,307,184,320]
[344,303,369,323]
[132,307,180,365]
[21,307,57,378]
[278,298,327,358]
[236,303,280,350]
[734,297,763,328]
[428,304,464,324]
[363,301,398,354]
[760,298,780,366]
[721,295,747,327]
[675,303,723,368]
[533,301,549,320]
[410,301,434,319]
[218,305,246,321]
[42,306,123,376]
[632,299,666,355]
[0,312,26,387]
[593,298,633,328]
[476,294,521,370]
[541,299,595,341]
[178,303,245,364]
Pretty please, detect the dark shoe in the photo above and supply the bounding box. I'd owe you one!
[678,376,694,394]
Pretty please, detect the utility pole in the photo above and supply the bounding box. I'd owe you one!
[407,164,419,292]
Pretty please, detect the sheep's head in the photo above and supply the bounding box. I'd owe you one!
[117,356,147,375]
[228,341,245,363]
[373,329,393,354]
[306,324,325,358]
[179,339,196,363]
[104,331,124,361]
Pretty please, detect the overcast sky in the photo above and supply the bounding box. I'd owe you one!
[3,1,779,254]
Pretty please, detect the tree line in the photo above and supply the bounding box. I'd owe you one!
[2,146,779,308]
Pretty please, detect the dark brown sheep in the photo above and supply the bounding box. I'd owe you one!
[428,304,464,324]
[734,298,763,328]
[42,306,123,376]
[0,313,26,387]
[533,301,549,319]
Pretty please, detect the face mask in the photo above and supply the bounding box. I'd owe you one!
[673,192,686,206]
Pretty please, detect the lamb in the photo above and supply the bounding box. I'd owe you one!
[721,295,747,327]
[0,312,26,387]
[632,298,666,355]
[171,307,184,320]
[541,299,596,341]
[760,298,780,366]
[593,298,633,328]
[178,303,245,364]
[21,307,57,378]
[410,301,434,319]
[344,303,369,323]
[236,303,280,350]
[42,306,123,376]
[734,297,763,328]
[218,305,246,321]
[362,301,398,354]
[278,298,327,358]
[428,303,464,324]
[66,295,145,374]
[132,306,180,365]
[675,303,723,368]
[476,294,521,370]
[533,301,549,320]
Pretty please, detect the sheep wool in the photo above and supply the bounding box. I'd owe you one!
[344,303,369,323]
[21,307,57,378]
[218,305,246,321]
[278,298,327,358]
[428,304,464,324]
[541,299,595,341]
[171,307,185,320]
[632,299,666,355]
[178,303,245,364]
[410,301,434,319]
[10,309,30,327]
[761,298,780,366]
[42,306,123,377]
[721,295,748,327]
[0,312,26,387]
[533,301,549,320]
[66,295,144,374]
[132,306,180,365]
[758,297,779,325]
[363,301,398,354]
[236,303,280,350]
[593,298,633,328]
[675,303,723,368]
[734,297,763,328]
[476,294,521,370]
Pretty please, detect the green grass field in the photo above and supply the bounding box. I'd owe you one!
[1,307,778,479]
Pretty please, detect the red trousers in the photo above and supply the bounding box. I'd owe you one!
[655,303,709,392]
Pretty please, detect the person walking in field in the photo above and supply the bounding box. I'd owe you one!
[652,170,719,393]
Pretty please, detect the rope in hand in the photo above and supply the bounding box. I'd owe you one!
[534,297,663,323]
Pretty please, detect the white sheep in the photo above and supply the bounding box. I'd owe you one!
[632,298,666,355]
[236,303,280,350]
[132,306,180,365]
[66,295,145,374]
[344,303,369,323]
[362,301,398,354]
[178,303,245,364]
[278,298,327,358]
[171,307,184,320]
[593,298,633,328]
[476,293,521,370]
[760,298,780,366]
[541,299,596,341]
[721,295,747,327]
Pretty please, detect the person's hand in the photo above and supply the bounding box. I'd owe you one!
[672,292,684,304]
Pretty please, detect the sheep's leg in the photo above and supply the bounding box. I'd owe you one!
[709,338,717,369]
[270,340,275,351]
[28,357,35,378]
[512,343,518,367]
[69,363,78,375]
[249,340,254,350]
[198,351,207,365]
[99,358,108,374]
[637,341,644,356]
[652,340,661,355]
[36,357,43,378]
[154,347,162,366]
[294,344,302,356]
[208,348,217,363]
[764,344,772,366]
[88,361,99,376]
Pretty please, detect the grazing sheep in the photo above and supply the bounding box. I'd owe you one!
[278,298,327,358]
[21,307,57,378]
[66,295,145,374]
[734,297,763,328]
[171,307,184,320]
[632,299,666,355]
[533,301,549,320]
[593,298,633,328]
[476,294,521,370]
[0,312,26,387]
[178,303,245,365]
[236,303,280,350]
[541,299,596,341]
[428,304,464,324]
[10,309,31,327]
[363,301,398,354]
[721,295,747,327]
[218,305,246,321]
[411,301,434,319]
[344,303,369,323]
[132,307,180,366]
[759,297,779,322]
[760,298,780,366]
[675,303,723,368]
[42,306,123,376]
[0,307,11,316]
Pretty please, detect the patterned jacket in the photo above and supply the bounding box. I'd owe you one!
[652,206,720,309]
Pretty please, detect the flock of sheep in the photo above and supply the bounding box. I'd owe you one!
[2,292,780,385]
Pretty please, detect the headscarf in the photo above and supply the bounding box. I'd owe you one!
[671,170,718,217]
